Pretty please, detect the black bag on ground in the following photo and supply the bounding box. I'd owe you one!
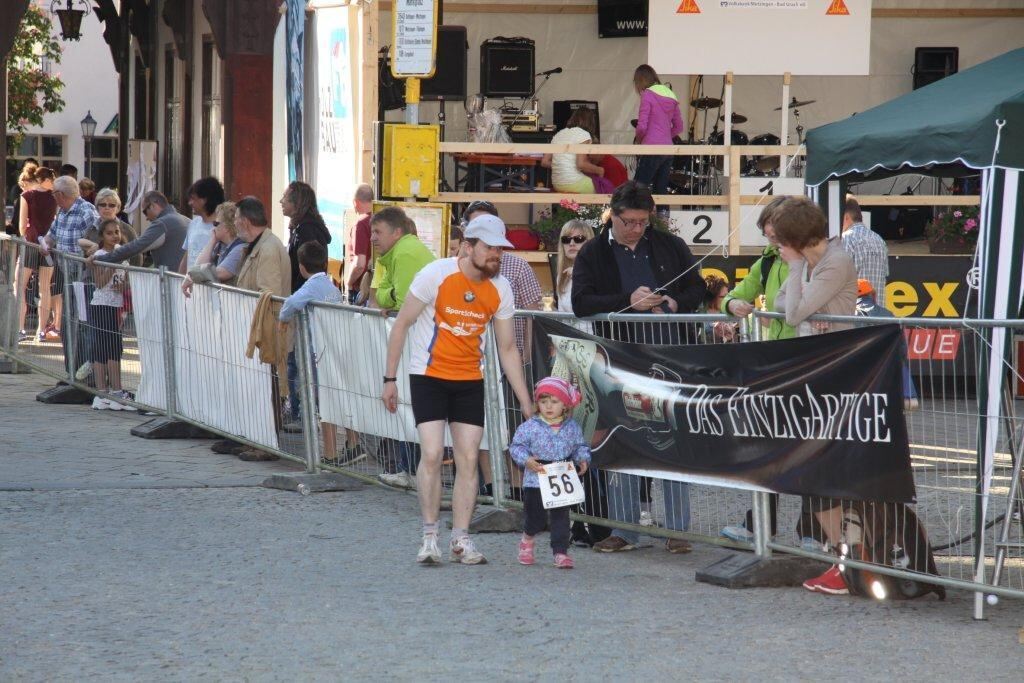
[840,501,946,600]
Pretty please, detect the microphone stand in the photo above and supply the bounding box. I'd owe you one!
[505,72,555,138]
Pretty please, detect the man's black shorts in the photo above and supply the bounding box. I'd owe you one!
[409,374,485,427]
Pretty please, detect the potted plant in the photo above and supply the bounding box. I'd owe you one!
[925,207,979,255]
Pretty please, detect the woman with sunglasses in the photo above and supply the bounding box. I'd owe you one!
[181,201,246,295]
[82,189,140,265]
[554,219,594,313]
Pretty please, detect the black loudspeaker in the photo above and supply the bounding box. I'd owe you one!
[553,100,600,137]
[480,38,535,98]
[421,26,468,101]
[913,47,958,90]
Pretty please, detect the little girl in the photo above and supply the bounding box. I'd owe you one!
[510,377,591,569]
[87,218,135,411]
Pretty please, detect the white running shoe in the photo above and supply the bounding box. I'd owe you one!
[417,534,442,565]
[449,535,487,565]
[91,396,112,410]
[721,525,754,542]
[378,471,416,489]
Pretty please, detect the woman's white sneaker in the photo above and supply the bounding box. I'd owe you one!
[91,396,112,410]
[114,391,137,411]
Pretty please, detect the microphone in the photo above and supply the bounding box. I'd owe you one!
[536,67,563,76]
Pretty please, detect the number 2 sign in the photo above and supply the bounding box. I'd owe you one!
[538,461,586,509]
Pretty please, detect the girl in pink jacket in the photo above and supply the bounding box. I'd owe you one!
[632,64,684,199]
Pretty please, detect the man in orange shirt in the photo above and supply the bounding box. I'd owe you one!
[382,214,534,565]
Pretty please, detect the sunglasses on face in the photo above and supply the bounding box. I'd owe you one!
[561,235,587,245]
[212,221,221,227]
[97,203,117,208]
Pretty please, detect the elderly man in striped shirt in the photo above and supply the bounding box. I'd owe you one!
[841,196,889,308]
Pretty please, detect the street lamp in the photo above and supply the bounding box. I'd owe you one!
[81,111,97,178]
[51,0,91,41]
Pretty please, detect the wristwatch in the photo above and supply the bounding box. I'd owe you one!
[383,376,397,383]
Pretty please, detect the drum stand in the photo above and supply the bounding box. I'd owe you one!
[791,106,806,176]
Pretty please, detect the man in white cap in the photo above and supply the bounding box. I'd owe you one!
[382,213,535,565]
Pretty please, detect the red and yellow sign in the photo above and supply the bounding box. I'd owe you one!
[677,0,701,15]
[826,0,850,15]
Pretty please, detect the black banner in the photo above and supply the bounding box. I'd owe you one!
[598,0,648,38]
[534,318,916,504]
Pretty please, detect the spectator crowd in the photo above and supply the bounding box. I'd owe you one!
[5,153,899,593]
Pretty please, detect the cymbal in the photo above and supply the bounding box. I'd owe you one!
[691,96,723,109]
[720,112,748,124]
[774,98,816,110]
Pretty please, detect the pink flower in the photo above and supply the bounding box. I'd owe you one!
[953,210,963,218]
[559,198,573,209]
[964,218,977,232]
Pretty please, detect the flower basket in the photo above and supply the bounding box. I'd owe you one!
[530,199,607,251]
[530,198,676,250]
[925,207,978,255]
[926,234,975,255]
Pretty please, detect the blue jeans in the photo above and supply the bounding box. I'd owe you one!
[606,472,690,544]
[287,350,299,420]
[634,155,672,195]
[398,441,421,474]
[903,363,918,399]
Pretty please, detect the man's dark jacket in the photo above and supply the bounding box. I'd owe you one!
[571,223,705,343]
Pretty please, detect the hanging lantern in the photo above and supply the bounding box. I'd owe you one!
[51,0,91,42]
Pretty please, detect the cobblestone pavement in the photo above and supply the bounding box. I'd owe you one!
[2,373,1024,681]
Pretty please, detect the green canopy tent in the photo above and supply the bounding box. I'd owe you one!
[805,47,1024,618]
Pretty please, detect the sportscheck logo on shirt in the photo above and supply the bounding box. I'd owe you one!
[444,306,486,320]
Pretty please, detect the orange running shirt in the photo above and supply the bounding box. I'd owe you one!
[406,258,515,380]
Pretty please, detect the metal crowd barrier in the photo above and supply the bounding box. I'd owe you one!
[2,234,1022,616]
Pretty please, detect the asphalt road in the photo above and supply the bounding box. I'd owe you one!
[3,373,1024,681]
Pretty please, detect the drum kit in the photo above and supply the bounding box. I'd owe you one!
[668,94,815,195]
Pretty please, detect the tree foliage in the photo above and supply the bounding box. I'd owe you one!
[6,5,66,142]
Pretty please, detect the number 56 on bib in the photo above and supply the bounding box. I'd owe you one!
[538,461,586,510]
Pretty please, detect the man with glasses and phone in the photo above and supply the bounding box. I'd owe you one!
[89,191,188,271]
[571,181,704,342]
[570,180,705,555]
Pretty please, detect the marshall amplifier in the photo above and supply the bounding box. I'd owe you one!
[553,100,600,137]
[480,38,535,98]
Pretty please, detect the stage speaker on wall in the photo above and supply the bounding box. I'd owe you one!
[481,38,535,98]
[421,26,468,101]
[553,100,600,138]
[912,47,958,90]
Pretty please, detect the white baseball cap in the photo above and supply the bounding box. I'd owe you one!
[464,214,514,249]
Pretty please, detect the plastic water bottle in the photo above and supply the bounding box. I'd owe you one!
[297,483,311,496]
